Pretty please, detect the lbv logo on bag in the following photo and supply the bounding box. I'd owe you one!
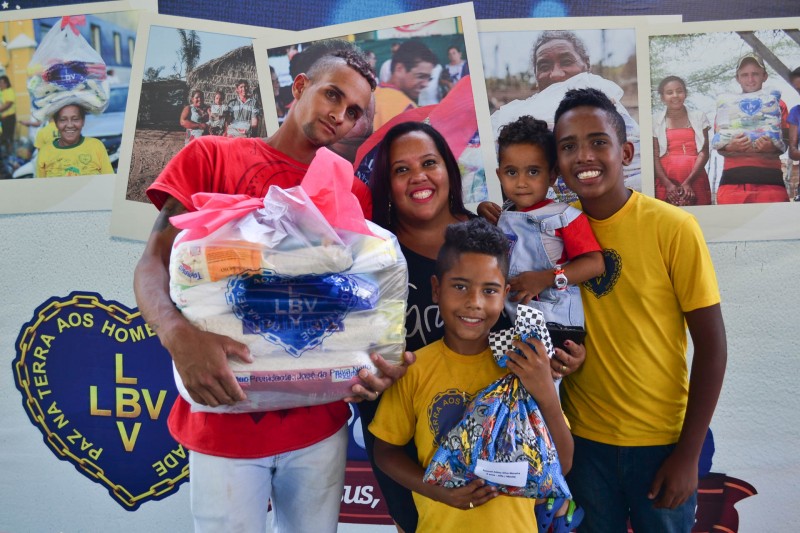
[226,271,363,357]
[738,98,762,116]
[11,292,188,511]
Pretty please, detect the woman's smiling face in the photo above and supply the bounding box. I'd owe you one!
[534,38,589,91]
[55,105,85,147]
[660,80,687,110]
[389,130,451,225]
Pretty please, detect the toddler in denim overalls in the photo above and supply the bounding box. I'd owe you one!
[493,115,605,353]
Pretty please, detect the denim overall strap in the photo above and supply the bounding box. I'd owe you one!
[498,203,585,326]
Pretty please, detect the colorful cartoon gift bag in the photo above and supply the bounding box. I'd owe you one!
[27,16,110,121]
[425,304,569,498]
[168,148,408,413]
[422,370,571,499]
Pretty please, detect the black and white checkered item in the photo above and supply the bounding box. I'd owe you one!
[490,304,555,367]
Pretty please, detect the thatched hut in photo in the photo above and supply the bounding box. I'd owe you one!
[137,79,188,129]
[186,45,260,106]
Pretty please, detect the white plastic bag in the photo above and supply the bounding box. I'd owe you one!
[26,16,109,121]
[169,186,408,413]
[712,89,785,152]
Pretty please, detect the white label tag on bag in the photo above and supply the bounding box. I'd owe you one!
[474,459,528,487]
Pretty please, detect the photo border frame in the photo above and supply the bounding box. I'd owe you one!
[109,12,293,241]
[639,16,800,242]
[0,0,158,214]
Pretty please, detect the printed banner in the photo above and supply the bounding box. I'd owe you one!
[12,292,187,510]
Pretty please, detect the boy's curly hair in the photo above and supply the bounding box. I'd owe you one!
[435,218,510,280]
[497,115,556,169]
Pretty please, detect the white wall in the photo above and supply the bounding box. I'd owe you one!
[1,210,798,531]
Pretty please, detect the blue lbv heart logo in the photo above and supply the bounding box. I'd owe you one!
[12,292,188,511]
[582,249,622,298]
[738,98,762,116]
[226,271,365,357]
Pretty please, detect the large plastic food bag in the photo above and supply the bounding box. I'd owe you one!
[168,149,408,413]
[712,89,785,151]
[26,16,109,121]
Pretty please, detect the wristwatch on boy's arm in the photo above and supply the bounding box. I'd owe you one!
[554,265,568,291]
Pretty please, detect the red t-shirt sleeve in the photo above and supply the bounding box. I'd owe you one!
[147,137,219,212]
[557,212,601,262]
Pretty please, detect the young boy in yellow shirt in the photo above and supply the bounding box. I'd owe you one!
[370,218,575,532]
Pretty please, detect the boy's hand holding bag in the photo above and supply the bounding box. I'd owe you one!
[424,306,571,499]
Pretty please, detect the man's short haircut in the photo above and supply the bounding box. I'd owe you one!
[531,30,590,75]
[435,218,510,280]
[497,115,556,169]
[391,39,438,74]
[554,87,627,144]
[235,79,249,88]
[448,44,461,53]
[790,66,800,81]
[657,75,687,96]
[302,43,377,91]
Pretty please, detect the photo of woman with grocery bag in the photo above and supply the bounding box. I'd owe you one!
[35,103,113,177]
[26,17,113,178]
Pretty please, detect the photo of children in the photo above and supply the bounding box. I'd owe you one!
[649,27,800,206]
[257,4,494,206]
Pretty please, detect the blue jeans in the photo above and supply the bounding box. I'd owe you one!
[567,435,696,533]
[189,425,348,533]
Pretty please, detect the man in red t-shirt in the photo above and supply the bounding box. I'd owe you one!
[134,49,411,532]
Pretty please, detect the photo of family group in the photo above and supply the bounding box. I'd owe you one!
[123,24,262,203]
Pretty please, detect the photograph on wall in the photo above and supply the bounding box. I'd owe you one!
[0,0,156,214]
[478,17,668,204]
[109,13,292,240]
[254,2,495,208]
[643,17,800,241]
